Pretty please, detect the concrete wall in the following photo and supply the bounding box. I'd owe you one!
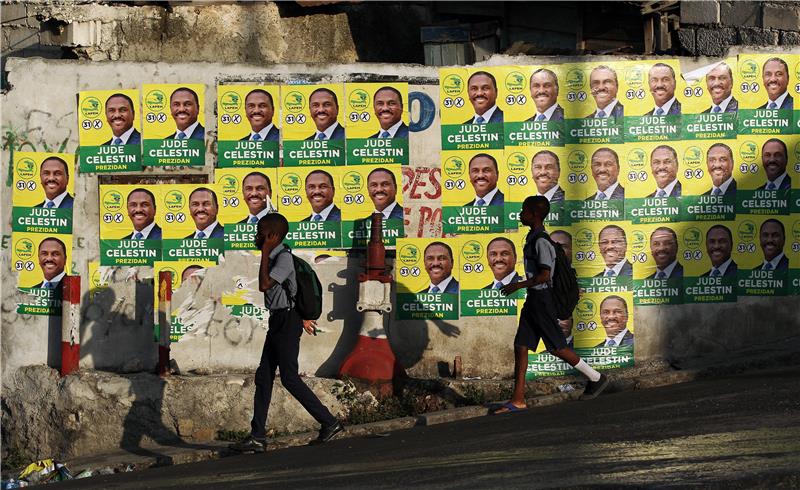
[2,52,800,389]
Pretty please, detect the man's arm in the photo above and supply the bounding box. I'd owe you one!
[259,247,277,292]
[500,268,549,296]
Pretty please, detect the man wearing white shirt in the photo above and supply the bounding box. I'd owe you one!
[595,295,633,348]
[758,139,791,190]
[758,58,793,110]
[462,71,504,124]
[419,242,459,294]
[369,87,408,139]
[240,89,279,142]
[525,69,564,122]
[124,188,161,240]
[305,88,345,140]
[36,156,73,209]
[184,187,224,239]
[703,63,738,114]
[647,145,682,198]
[167,87,204,141]
[586,148,624,200]
[363,168,403,220]
[463,153,504,207]
[645,63,681,116]
[239,172,275,224]
[102,93,141,146]
[586,65,624,118]
[483,237,523,290]
[594,225,633,278]
[531,150,565,202]
[647,227,683,279]
[756,219,789,271]
[704,143,737,196]
[703,225,737,278]
[303,170,341,222]
[34,237,67,290]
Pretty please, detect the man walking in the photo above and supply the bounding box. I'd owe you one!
[231,213,343,452]
[494,196,609,413]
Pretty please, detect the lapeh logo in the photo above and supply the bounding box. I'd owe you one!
[219,91,242,114]
[91,269,104,289]
[16,157,36,179]
[398,244,420,265]
[738,140,758,163]
[565,68,585,91]
[626,148,646,171]
[624,66,644,90]
[506,152,527,174]
[81,96,102,119]
[103,190,123,212]
[575,228,594,250]
[461,240,482,263]
[145,90,167,112]
[348,89,369,111]
[739,59,758,83]
[443,156,465,178]
[737,220,756,242]
[442,74,464,97]
[505,71,526,94]
[630,230,647,253]
[792,220,800,242]
[284,91,306,113]
[683,146,703,168]
[683,227,702,249]
[220,175,239,196]
[567,150,587,172]
[281,173,301,194]
[342,171,363,193]
[15,238,34,260]
[574,298,595,322]
[164,190,186,212]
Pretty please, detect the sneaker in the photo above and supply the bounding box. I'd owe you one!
[229,435,267,453]
[313,421,344,444]
[580,373,609,400]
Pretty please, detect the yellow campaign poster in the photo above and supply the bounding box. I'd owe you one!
[572,221,634,293]
[276,167,342,249]
[677,139,738,222]
[345,82,409,165]
[622,141,683,224]
[681,58,738,140]
[78,89,142,172]
[631,222,686,305]
[505,146,571,229]
[88,261,109,300]
[573,290,635,369]
[500,65,567,147]
[439,67,504,152]
[12,152,75,235]
[441,149,506,234]
[565,143,627,222]
[13,232,73,289]
[682,221,738,303]
[339,165,404,248]
[159,184,224,263]
[281,84,346,166]
[736,54,793,134]
[789,215,800,296]
[217,84,281,167]
[98,184,163,266]
[395,237,460,320]
[154,261,216,342]
[734,134,795,215]
[734,215,791,296]
[142,83,206,166]
[620,58,684,142]
[458,233,524,317]
[562,61,625,145]
[214,168,279,251]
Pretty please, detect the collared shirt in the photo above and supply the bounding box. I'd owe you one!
[565,334,574,346]
[263,244,296,311]
[712,94,734,113]
[495,271,519,287]
[472,105,498,123]
[315,121,341,140]
[249,123,274,141]
[594,99,619,117]
[374,200,398,220]
[712,176,735,196]
[767,91,789,108]
[710,257,733,276]
[379,120,404,138]
[312,202,335,221]
[539,184,561,201]
[472,187,499,206]
[655,260,678,278]
[604,328,631,347]
[524,227,555,291]
[765,172,788,190]
[654,179,679,197]
[175,120,200,139]
[47,190,70,208]
[604,259,628,277]
[761,252,785,271]
[131,221,157,239]
[193,221,219,239]
[246,206,272,224]
[595,181,620,200]
[427,275,454,293]
[42,271,66,288]
[114,126,136,144]
[652,96,676,115]
[535,103,559,121]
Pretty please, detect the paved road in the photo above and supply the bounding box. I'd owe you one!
[56,366,800,489]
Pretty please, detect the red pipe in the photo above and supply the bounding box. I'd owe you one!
[60,276,80,377]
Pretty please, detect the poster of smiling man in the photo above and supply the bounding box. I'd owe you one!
[142,83,206,166]
[345,83,409,165]
[281,84,346,166]
[78,89,142,172]
[12,152,75,235]
[217,85,281,167]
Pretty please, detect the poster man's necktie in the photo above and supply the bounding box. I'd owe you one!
[712,187,722,196]
[196,231,206,239]
[380,131,390,138]
[768,101,777,109]
[249,216,258,224]
[312,214,322,221]
[493,281,503,289]
[113,137,123,145]
[134,232,144,239]
[316,133,326,140]
[712,106,721,113]
[597,110,606,118]
[476,198,486,206]
[655,107,664,116]
[656,189,667,197]
[252,134,262,141]
[430,286,440,293]
[178,132,187,140]
[536,114,546,121]
[656,271,666,279]
[46,201,55,208]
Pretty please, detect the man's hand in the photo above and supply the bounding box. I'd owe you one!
[260,231,280,254]
[500,282,523,296]
[303,319,317,336]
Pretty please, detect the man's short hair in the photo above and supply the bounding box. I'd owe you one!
[374,86,403,107]
[523,195,550,219]
[469,153,499,172]
[531,68,559,89]
[707,142,733,160]
[651,226,677,243]
[171,87,199,105]
[760,218,785,237]
[714,62,733,79]
[367,167,397,187]
[650,62,676,80]
[600,224,627,241]
[763,137,787,156]
[551,230,572,241]
[40,237,67,255]
[763,57,789,74]
[468,70,498,90]
[707,224,732,242]
[182,264,204,277]
[424,241,453,260]
[306,169,334,187]
[106,93,135,112]
[42,156,69,177]
[600,294,628,315]
[245,89,274,108]
[257,212,289,240]
[487,236,517,258]
[244,171,272,191]
[651,144,678,162]
[592,147,620,166]
[533,150,560,170]
[128,188,156,209]
[189,187,218,207]
[591,65,618,84]
[310,87,339,108]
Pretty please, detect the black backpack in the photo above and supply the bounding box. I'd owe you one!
[532,231,580,320]
[280,250,323,320]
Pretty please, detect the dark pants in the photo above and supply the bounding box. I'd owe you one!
[250,308,336,439]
